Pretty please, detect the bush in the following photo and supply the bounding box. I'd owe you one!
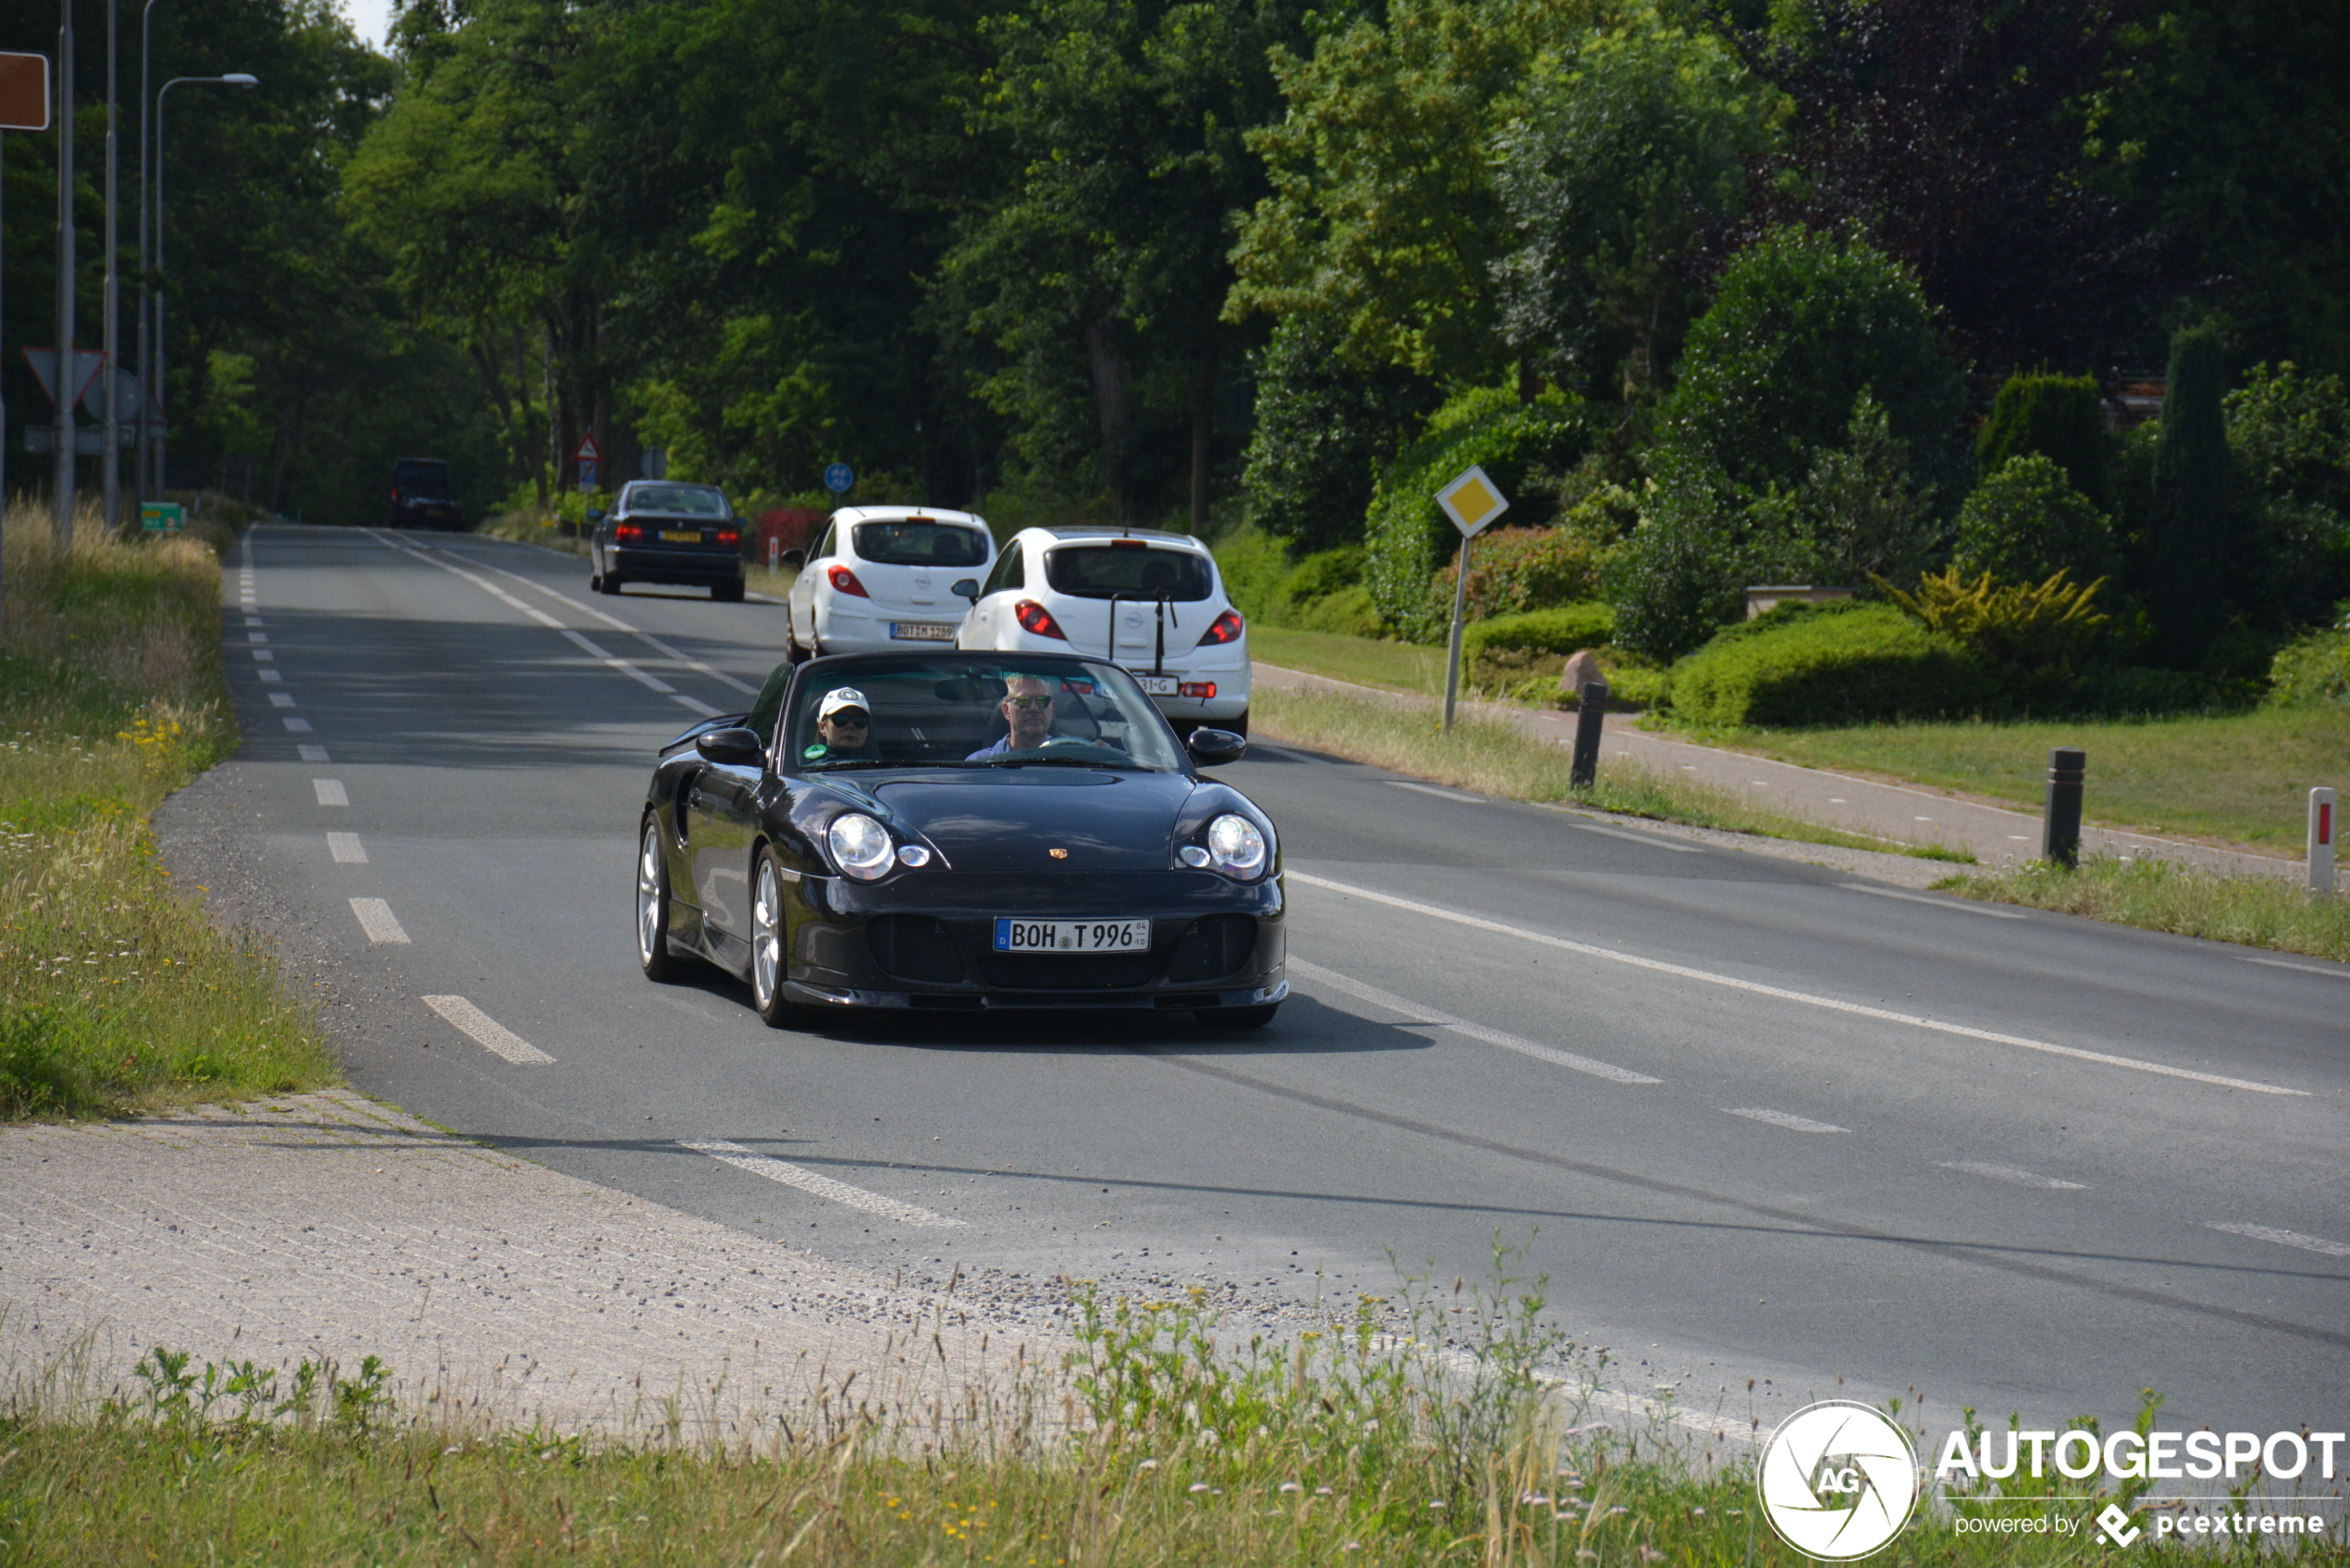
[1881,566,2112,690]
[1977,371,2109,507]
[2265,608,2350,708]
[1951,454,2117,582]
[1210,531,1383,636]
[1210,526,1295,624]
[1426,525,1607,626]
[1363,386,1597,641]
[1667,600,1994,727]
[1460,602,1617,667]
[1243,314,1441,551]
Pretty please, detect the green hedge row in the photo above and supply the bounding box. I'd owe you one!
[1461,602,1616,667]
[1667,601,1995,727]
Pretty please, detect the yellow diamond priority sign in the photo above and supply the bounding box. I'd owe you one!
[1436,464,1509,537]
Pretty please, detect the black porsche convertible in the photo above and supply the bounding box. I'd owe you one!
[636,650,1287,1027]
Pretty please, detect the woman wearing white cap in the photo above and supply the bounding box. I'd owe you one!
[800,687,873,762]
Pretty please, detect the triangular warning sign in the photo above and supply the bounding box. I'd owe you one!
[574,434,602,463]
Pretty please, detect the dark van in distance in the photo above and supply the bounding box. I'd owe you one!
[391,458,463,531]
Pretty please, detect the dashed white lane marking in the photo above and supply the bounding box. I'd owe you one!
[243,616,262,626]
[669,693,722,717]
[313,779,349,807]
[445,551,761,696]
[365,528,564,629]
[560,628,678,693]
[1937,1161,2086,1190]
[1287,870,2307,1097]
[1568,819,1704,854]
[1389,780,1488,804]
[282,717,312,733]
[1289,957,1659,1084]
[269,693,295,709]
[422,994,554,1065]
[2245,956,2350,980]
[1726,1107,1849,1134]
[679,1140,964,1228]
[1837,883,2026,920]
[257,669,283,684]
[2205,1222,2350,1259]
[247,632,268,644]
[349,897,410,945]
[251,648,273,661]
[298,744,329,762]
[328,832,368,864]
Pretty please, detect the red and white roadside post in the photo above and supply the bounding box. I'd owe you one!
[2311,787,2337,896]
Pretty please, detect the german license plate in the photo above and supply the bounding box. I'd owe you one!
[661,529,702,543]
[891,622,959,641]
[993,918,1151,953]
[1131,673,1177,695]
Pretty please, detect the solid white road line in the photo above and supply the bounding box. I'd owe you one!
[679,1139,964,1228]
[1936,1161,2087,1190]
[447,550,761,696]
[1725,1107,1849,1134]
[313,779,348,807]
[2204,1221,2350,1259]
[269,694,295,709]
[1837,883,2026,920]
[1289,957,1658,1084]
[349,897,410,945]
[422,994,554,1066]
[1388,781,1489,804]
[298,744,329,762]
[2244,956,2350,981]
[560,628,678,693]
[1288,870,2307,1097]
[328,832,368,864]
[1566,819,1705,854]
[282,718,312,733]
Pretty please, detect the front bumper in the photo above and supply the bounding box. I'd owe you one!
[611,546,745,586]
[781,868,1286,1011]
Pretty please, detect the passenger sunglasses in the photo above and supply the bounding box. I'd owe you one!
[1005,695,1055,710]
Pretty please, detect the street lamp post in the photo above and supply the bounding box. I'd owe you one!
[102,0,118,532]
[150,71,254,505]
[133,0,160,510]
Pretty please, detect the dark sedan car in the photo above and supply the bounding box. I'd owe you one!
[636,650,1286,1027]
[391,457,463,531]
[591,480,747,601]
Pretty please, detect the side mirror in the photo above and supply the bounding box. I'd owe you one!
[694,726,765,767]
[1186,727,1246,767]
[779,548,807,570]
[586,508,606,525]
[950,577,980,602]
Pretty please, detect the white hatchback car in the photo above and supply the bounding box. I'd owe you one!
[955,526,1250,734]
[784,507,996,660]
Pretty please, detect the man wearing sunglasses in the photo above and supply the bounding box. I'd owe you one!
[965,673,1062,759]
[801,686,877,761]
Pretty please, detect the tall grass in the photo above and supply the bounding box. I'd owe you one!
[1937,855,2350,962]
[0,505,335,1117]
[1254,685,1973,861]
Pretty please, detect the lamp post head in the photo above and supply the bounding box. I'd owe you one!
[222,73,258,87]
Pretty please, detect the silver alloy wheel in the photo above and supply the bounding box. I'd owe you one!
[637,823,663,962]
[752,858,783,1008]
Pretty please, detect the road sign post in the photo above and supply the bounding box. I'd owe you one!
[140,500,181,532]
[574,433,601,494]
[1433,464,1510,733]
[2311,787,2338,895]
[823,462,854,503]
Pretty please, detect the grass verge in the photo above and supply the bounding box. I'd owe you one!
[1688,709,2349,854]
[0,506,336,1118]
[5,1265,2283,1566]
[1937,855,2350,962]
[1251,624,1449,695]
[1253,685,1972,861]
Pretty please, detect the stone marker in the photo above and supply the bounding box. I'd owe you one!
[1560,648,1607,704]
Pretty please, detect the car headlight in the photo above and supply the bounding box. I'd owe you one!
[1204,812,1267,879]
[826,812,896,881]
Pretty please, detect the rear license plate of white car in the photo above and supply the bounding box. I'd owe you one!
[994,918,1151,953]
[661,530,702,542]
[891,622,959,641]
[1131,674,1178,695]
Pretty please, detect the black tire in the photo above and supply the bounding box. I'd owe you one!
[713,578,746,603]
[1228,710,1248,738]
[637,817,681,982]
[749,846,807,1028]
[588,572,603,593]
[1197,1003,1279,1030]
[599,572,625,596]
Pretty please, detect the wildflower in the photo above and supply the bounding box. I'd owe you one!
[1137,1459,1159,1471]
[1280,1482,1301,1493]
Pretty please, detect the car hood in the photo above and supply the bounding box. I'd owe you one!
[864,769,1198,873]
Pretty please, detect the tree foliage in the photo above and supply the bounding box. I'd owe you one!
[1951,453,2117,584]
[2146,325,2232,664]
[1976,372,2109,509]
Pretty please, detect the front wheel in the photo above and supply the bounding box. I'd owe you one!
[637,818,681,982]
[1197,1003,1278,1030]
[749,847,806,1028]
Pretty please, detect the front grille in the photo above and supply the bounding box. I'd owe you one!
[978,952,1158,991]
[868,915,965,983]
[1165,914,1257,982]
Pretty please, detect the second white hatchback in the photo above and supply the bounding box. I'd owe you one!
[785,507,996,660]
[955,526,1250,734]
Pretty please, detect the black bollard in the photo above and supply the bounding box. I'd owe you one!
[1571,680,1609,789]
[2043,747,2086,868]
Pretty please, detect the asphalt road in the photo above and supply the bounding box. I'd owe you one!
[180,524,2349,1451]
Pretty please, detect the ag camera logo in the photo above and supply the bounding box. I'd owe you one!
[1759,1401,1921,1560]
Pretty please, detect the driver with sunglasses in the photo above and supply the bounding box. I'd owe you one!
[965,673,1061,759]
[801,686,876,761]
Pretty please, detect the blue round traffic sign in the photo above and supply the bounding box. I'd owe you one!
[823,463,854,494]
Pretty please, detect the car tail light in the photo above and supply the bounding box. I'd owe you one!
[1013,599,1067,639]
[615,523,646,542]
[716,529,739,547]
[828,564,870,598]
[1179,682,1217,699]
[1195,608,1244,647]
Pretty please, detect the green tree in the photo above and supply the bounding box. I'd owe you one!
[1241,312,1439,551]
[1951,453,2117,584]
[2146,326,2232,666]
[1976,372,2109,510]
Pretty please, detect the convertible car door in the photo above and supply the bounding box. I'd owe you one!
[686,756,763,937]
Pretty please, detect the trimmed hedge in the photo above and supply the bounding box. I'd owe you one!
[1425,525,1608,628]
[1668,601,1995,727]
[1462,602,1616,667]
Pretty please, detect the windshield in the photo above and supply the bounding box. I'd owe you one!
[785,657,1186,773]
[853,520,991,567]
[627,485,729,517]
[1043,544,1214,601]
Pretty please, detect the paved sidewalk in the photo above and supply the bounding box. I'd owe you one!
[0,1092,1058,1439]
[1254,663,2307,881]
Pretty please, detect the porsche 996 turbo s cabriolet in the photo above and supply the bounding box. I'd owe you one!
[636,650,1285,1027]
